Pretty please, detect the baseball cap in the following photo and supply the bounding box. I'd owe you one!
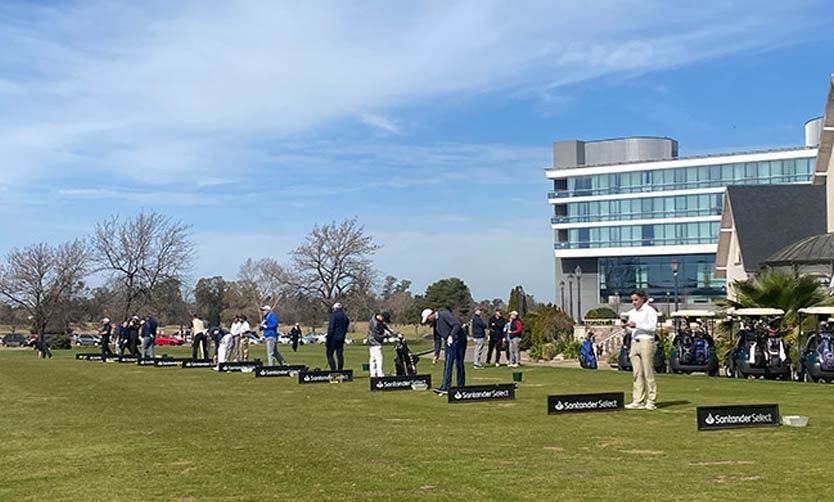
[420,308,434,324]
[332,302,342,310]
[260,305,272,311]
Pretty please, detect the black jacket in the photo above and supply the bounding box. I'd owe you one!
[471,314,487,339]
[432,311,463,357]
[327,310,350,342]
[488,315,506,339]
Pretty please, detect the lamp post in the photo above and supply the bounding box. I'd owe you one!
[671,260,680,329]
[567,274,575,320]
[575,265,583,325]
[559,281,565,312]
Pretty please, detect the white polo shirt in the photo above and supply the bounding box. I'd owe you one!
[626,304,658,341]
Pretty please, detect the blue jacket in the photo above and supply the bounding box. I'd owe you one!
[432,310,463,357]
[142,316,158,337]
[470,314,486,339]
[327,310,350,342]
[260,311,279,338]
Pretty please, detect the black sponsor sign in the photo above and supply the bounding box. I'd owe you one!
[697,404,780,431]
[75,353,104,361]
[136,358,156,366]
[547,392,624,414]
[448,384,516,403]
[370,374,432,391]
[153,359,179,367]
[298,369,354,384]
[181,359,214,368]
[117,356,138,363]
[218,361,263,372]
[255,365,308,377]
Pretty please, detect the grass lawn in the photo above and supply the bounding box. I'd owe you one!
[0,342,831,501]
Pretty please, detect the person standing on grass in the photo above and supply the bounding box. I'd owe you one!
[260,305,286,366]
[237,315,251,361]
[470,307,487,369]
[506,311,523,367]
[367,311,394,377]
[229,315,243,361]
[289,322,302,352]
[117,320,129,356]
[326,303,350,371]
[191,313,208,360]
[624,289,659,411]
[423,308,466,395]
[487,310,506,367]
[99,318,113,358]
[140,313,157,359]
[127,316,141,357]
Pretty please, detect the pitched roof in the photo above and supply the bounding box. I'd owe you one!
[725,184,826,272]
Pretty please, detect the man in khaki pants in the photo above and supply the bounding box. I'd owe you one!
[624,290,659,410]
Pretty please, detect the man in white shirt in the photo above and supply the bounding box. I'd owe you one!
[624,290,659,410]
[237,315,252,361]
[229,315,243,362]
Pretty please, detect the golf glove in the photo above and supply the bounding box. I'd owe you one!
[447,336,454,346]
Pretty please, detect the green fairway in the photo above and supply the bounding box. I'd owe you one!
[0,343,831,501]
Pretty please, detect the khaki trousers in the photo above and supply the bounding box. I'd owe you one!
[629,338,657,404]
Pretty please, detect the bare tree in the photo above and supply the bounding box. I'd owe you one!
[91,211,195,320]
[0,241,89,356]
[288,218,380,308]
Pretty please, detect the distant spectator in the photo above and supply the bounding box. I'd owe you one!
[326,303,350,371]
[99,318,113,358]
[487,310,506,367]
[140,313,158,359]
[290,322,302,352]
[507,310,523,367]
[470,307,487,369]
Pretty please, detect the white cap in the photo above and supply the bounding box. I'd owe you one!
[509,310,518,316]
[101,318,110,324]
[420,308,434,324]
[260,305,272,311]
[332,302,342,310]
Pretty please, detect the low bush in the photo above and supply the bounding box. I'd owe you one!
[541,342,558,361]
[584,306,618,319]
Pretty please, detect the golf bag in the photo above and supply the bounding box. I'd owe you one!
[677,332,709,365]
[816,334,834,371]
[393,336,419,376]
[579,339,597,369]
[765,335,786,367]
[741,331,766,367]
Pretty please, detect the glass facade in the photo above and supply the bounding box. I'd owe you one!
[550,156,814,199]
[552,193,723,224]
[598,254,724,303]
[556,221,719,249]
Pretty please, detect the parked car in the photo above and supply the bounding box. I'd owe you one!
[276,333,293,344]
[2,333,28,347]
[302,333,326,345]
[155,335,185,346]
[74,334,101,347]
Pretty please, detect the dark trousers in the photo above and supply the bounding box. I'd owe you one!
[192,333,209,360]
[486,336,502,364]
[128,333,140,356]
[440,338,467,390]
[101,335,113,357]
[326,338,345,370]
[291,336,299,352]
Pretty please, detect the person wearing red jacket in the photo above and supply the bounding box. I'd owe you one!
[507,310,523,367]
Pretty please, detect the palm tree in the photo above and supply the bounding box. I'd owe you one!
[719,270,833,330]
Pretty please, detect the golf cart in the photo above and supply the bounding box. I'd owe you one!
[795,307,834,383]
[724,308,791,380]
[668,310,719,376]
[617,313,666,373]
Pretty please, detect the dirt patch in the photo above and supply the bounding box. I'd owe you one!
[543,446,564,452]
[690,460,754,466]
[619,449,664,456]
[714,475,761,483]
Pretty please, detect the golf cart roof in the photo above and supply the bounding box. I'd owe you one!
[671,310,717,318]
[797,306,834,315]
[732,308,785,316]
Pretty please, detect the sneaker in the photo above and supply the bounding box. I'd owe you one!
[432,388,448,396]
[624,402,645,410]
[645,401,657,410]
[473,364,483,369]
[495,363,500,367]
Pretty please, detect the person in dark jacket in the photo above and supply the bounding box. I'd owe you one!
[487,310,506,367]
[470,307,487,369]
[423,308,466,395]
[117,320,129,356]
[140,313,158,359]
[326,302,350,370]
[367,311,394,377]
[99,318,113,358]
[289,323,302,352]
[127,316,141,357]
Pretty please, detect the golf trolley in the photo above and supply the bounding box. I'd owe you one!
[795,306,834,383]
[724,308,791,380]
[668,310,719,376]
[392,334,419,376]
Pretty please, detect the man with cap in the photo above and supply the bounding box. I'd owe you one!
[367,311,394,377]
[326,302,350,371]
[470,307,487,369]
[98,318,113,358]
[140,313,158,359]
[191,313,208,360]
[259,305,286,366]
[422,308,466,395]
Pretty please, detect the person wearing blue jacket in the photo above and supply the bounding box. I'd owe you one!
[326,302,350,370]
[422,308,466,395]
[259,305,286,366]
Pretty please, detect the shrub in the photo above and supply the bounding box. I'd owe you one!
[48,334,72,350]
[584,306,618,319]
[560,340,582,359]
[541,342,558,361]
[528,344,543,361]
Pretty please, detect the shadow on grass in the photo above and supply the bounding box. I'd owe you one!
[657,400,690,409]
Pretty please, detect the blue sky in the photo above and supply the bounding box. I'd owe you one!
[1,0,833,304]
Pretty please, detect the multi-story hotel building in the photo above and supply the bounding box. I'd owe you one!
[546,121,822,317]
